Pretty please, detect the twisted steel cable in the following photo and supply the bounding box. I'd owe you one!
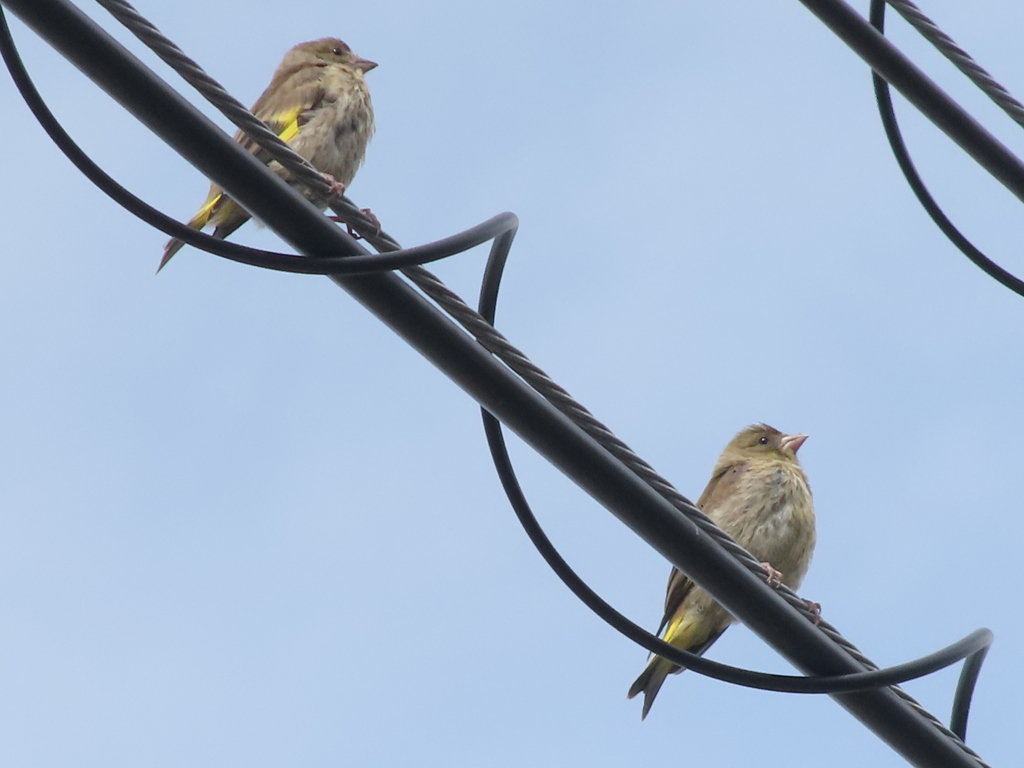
[871,0,1024,298]
[93,0,395,247]
[70,3,989,762]
[93,1,829,631]
[886,0,1024,129]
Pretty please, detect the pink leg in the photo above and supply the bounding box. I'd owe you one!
[803,599,822,625]
[351,208,381,239]
[322,174,347,198]
[329,208,381,241]
[760,562,784,588]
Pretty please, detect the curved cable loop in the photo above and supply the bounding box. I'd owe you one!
[476,346,994,696]
[483,405,993,694]
[0,13,522,276]
[93,0,394,250]
[476,205,992,744]
[94,0,992,755]
[870,0,1024,297]
[94,2,340,209]
[951,640,991,741]
[9,1,990,759]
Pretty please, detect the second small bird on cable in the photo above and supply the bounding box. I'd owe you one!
[159,37,377,271]
[628,423,817,719]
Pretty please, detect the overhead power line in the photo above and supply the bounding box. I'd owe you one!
[3,0,1017,766]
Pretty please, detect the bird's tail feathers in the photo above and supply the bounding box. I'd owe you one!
[627,656,679,720]
[158,192,233,273]
[627,617,728,719]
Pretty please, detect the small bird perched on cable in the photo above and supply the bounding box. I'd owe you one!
[627,423,817,719]
[159,37,377,271]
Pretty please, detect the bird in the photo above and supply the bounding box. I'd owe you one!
[627,423,816,719]
[159,37,377,271]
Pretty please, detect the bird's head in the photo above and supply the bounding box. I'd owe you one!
[292,38,378,74]
[722,423,808,463]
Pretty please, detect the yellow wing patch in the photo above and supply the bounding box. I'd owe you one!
[277,116,301,143]
[185,105,303,230]
[188,192,222,230]
[261,104,304,144]
[663,611,711,651]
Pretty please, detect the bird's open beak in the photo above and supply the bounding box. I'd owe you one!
[780,433,808,454]
[354,58,378,74]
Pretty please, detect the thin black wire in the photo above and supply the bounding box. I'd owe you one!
[476,218,994,713]
[951,640,990,741]
[484,405,992,693]
[0,11,519,276]
[871,0,1024,297]
[92,0,392,249]
[4,1,991,759]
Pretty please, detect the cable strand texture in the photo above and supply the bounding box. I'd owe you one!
[80,2,990,764]
[887,0,1024,128]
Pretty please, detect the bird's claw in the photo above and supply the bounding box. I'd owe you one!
[803,599,822,625]
[760,562,784,588]
[322,173,347,198]
[329,208,381,241]
[347,207,381,240]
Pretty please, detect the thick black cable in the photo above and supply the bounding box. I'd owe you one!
[93,0,394,250]
[885,0,1024,129]
[5,0,986,713]
[486,408,993,693]
[41,0,991,745]
[476,219,994,698]
[74,9,981,714]
[0,12,518,277]
[79,0,1000,716]
[3,1,994,763]
[869,0,1024,297]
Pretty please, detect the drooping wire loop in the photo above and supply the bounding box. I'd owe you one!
[476,201,991,739]
[872,0,1024,297]
[0,0,992,757]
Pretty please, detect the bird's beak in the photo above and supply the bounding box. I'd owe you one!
[780,433,808,454]
[354,57,378,74]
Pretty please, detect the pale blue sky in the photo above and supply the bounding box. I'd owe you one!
[2,1,1022,765]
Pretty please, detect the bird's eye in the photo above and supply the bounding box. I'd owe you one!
[332,47,344,56]
[758,436,769,445]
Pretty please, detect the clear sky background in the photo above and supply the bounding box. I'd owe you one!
[1,1,1021,765]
